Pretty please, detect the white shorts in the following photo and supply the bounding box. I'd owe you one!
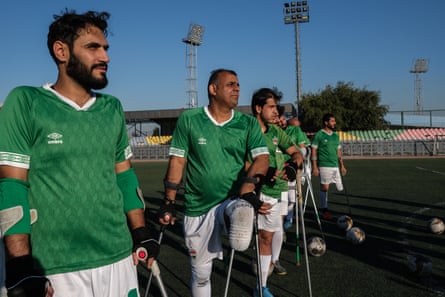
[319,167,344,191]
[257,193,282,232]
[278,192,288,216]
[183,198,234,266]
[47,255,138,297]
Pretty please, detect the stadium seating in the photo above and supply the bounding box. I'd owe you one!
[338,128,445,141]
[146,135,172,145]
[130,136,148,146]
[129,129,445,147]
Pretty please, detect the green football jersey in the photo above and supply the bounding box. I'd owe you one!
[0,86,133,275]
[283,125,308,162]
[260,125,292,198]
[285,125,308,146]
[169,107,268,216]
[311,129,341,167]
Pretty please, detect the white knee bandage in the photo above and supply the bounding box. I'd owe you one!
[191,261,212,296]
[225,199,254,251]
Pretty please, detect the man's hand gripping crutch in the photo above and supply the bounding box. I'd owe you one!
[138,180,179,297]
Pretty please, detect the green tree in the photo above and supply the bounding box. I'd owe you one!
[298,81,389,132]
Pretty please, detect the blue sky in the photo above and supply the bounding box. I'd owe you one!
[0,0,444,113]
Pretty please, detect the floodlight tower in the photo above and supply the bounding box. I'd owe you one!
[183,24,205,109]
[283,1,309,116]
[410,58,429,112]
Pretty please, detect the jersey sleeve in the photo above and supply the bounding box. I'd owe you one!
[114,99,132,162]
[277,126,294,152]
[311,131,321,148]
[247,118,268,159]
[0,87,34,168]
[169,112,189,158]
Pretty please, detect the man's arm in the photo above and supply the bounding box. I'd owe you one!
[240,153,269,195]
[337,148,347,176]
[158,155,186,225]
[115,159,159,265]
[164,156,186,201]
[115,160,145,230]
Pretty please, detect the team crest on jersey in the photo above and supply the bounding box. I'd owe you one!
[47,132,63,144]
[273,137,278,145]
[198,137,207,145]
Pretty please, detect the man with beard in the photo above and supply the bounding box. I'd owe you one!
[311,113,347,220]
[0,10,159,297]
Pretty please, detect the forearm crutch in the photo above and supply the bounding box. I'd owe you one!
[225,214,262,297]
[144,225,168,297]
[253,214,263,297]
[223,248,235,297]
[296,169,313,297]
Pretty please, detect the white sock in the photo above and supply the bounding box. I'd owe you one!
[260,255,271,287]
[271,229,283,263]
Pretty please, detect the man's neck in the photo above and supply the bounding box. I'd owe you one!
[52,78,92,107]
[207,104,233,124]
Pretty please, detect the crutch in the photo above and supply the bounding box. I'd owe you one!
[224,214,262,297]
[143,225,168,297]
[223,248,235,297]
[296,169,313,297]
[341,174,352,216]
[253,214,263,297]
[302,167,326,241]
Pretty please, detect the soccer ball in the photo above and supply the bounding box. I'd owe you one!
[428,217,444,235]
[407,254,432,277]
[307,236,326,257]
[336,215,353,231]
[346,227,365,245]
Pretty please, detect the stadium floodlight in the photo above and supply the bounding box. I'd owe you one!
[410,58,429,112]
[182,24,205,108]
[283,1,309,116]
[183,24,205,46]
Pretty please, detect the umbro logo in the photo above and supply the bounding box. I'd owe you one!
[47,132,63,144]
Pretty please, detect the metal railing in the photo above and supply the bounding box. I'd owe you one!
[131,139,445,161]
[341,139,445,157]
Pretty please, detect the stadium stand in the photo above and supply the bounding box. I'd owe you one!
[146,135,172,145]
[128,128,445,159]
[338,128,445,141]
[130,136,148,146]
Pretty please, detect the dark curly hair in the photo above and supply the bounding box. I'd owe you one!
[47,9,110,64]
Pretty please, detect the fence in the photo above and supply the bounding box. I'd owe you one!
[131,139,445,161]
[341,139,445,157]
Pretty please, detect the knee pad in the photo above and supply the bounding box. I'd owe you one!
[225,199,254,251]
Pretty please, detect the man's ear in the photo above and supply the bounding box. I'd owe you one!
[255,105,262,115]
[208,83,217,97]
[52,40,70,64]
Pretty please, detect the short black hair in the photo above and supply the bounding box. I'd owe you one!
[207,68,237,100]
[322,113,335,124]
[251,87,282,115]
